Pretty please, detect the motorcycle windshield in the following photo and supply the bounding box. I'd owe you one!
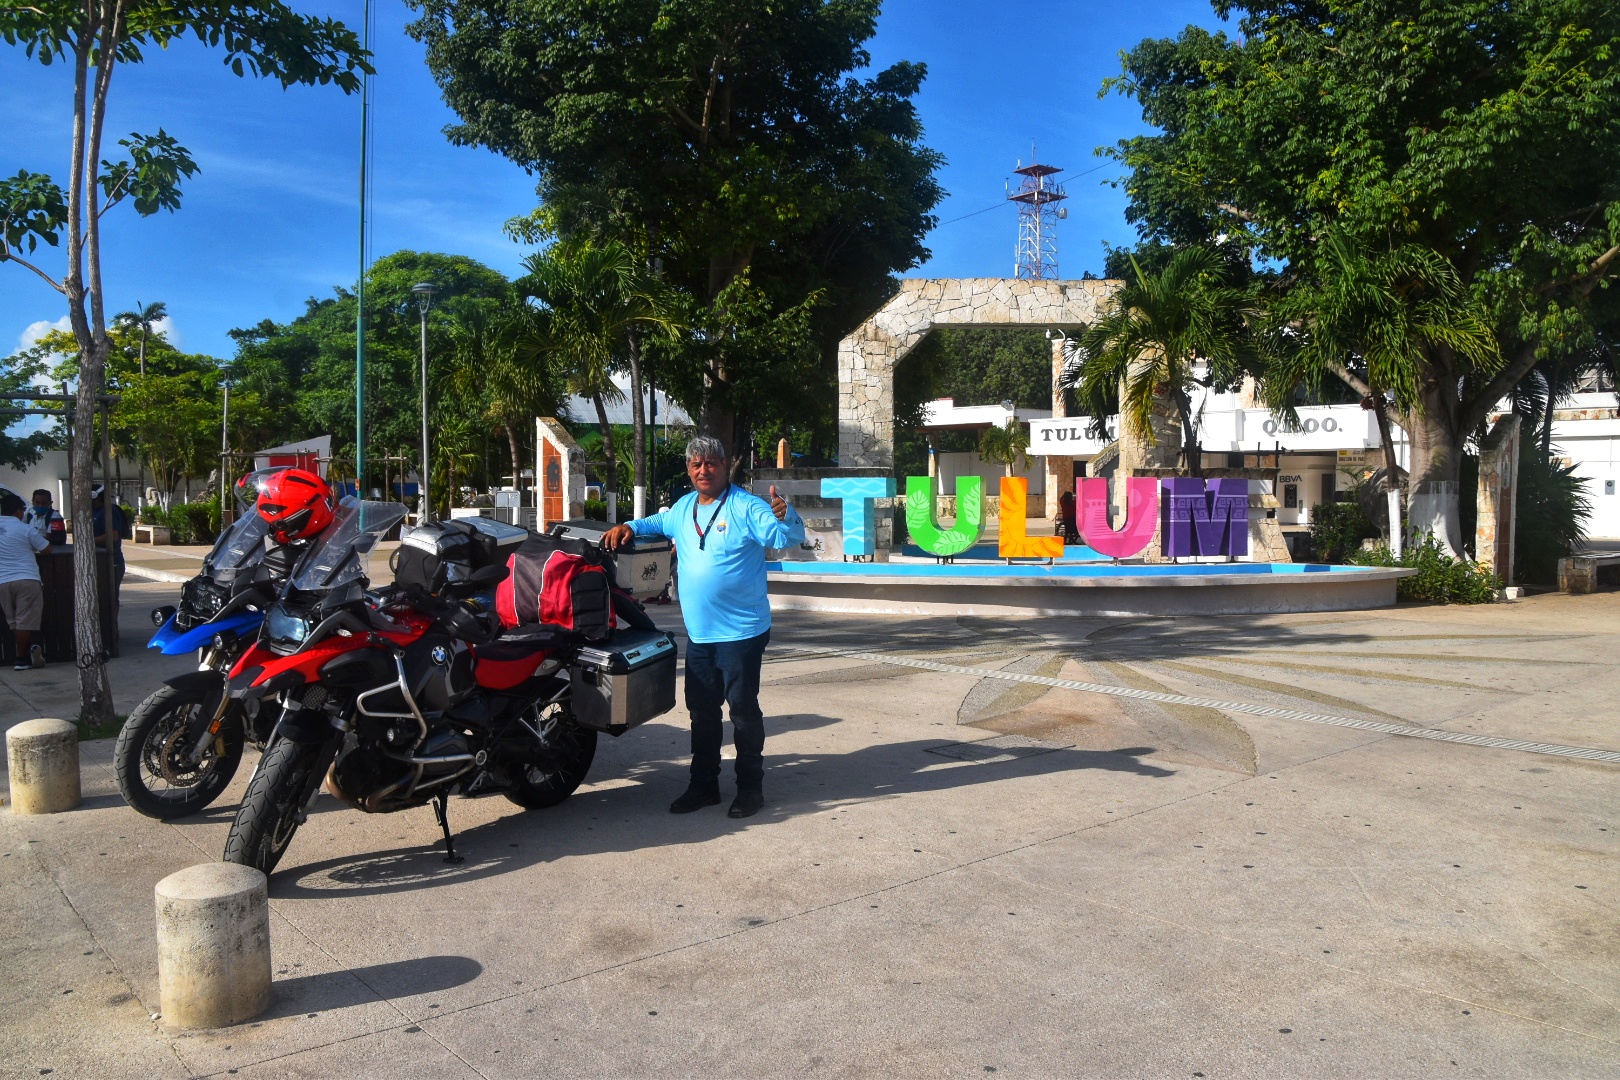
[202,511,272,578]
[289,499,408,592]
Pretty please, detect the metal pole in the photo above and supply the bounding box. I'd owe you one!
[354,0,372,496]
[419,306,431,523]
[220,382,231,527]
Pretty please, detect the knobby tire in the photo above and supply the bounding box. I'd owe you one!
[506,719,598,810]
[222,737,324,876]
[114,682,244,820]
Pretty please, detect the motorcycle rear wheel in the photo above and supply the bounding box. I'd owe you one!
[505,714,598,810]
[223,738,323,876]
[114,682,245,820]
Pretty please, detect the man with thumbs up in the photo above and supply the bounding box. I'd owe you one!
[603,435,803,818]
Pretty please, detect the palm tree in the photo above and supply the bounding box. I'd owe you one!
[518,241,680,516]
[977,418,1029,477]
[1263,231,1499,545]
[112,299,167,506]
[1063,247,1257,476]
[430,413,482,516]
[437,299,561,500]
[112,300,166,376]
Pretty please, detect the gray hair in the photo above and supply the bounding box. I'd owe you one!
[685,435,728,463]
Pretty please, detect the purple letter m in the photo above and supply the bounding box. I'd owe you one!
[1161,478,1250,558]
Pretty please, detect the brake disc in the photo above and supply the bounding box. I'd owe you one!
[154,725,207,786]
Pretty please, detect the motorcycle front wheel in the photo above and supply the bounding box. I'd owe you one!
[114,682,245,820]
[223,737,325,876]
[505,709,598,810]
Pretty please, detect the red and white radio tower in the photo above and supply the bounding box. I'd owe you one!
[1009,149,1067,279]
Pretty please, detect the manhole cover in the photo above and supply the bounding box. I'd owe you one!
[924,734,1071,764]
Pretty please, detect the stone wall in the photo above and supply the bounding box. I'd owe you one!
[838,278,1121,468]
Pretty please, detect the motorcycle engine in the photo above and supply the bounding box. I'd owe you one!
[325,727,472,814]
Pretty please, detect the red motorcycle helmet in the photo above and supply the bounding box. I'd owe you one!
[255,468,335,544]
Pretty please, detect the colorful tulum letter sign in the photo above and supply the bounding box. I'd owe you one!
[819,475,1252,561]
[902,474,984,556]
[1160,477,1249,558]
[1078,477,1159,558]
[821,476,897,557]
[996,477,1064,558]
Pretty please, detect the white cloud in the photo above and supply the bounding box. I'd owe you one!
[152,315,181,350]
[10,313,184,356]
[18,315,71,353]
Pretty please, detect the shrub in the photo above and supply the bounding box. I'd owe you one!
[136,505,188,543]
[1350,536,1500,603]
[1309,501,1376,563]
[583,498,607,521]
[174,500,218,545]
[1515,441,1592,585]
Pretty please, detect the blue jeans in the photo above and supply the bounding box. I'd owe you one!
[683,631,770,792]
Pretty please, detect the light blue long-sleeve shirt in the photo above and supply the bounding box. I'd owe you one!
[627,486,804,643]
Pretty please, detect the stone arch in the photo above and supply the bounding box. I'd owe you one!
[837,277,1122,467]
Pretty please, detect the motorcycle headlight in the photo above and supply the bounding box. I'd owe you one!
[151,606,177,628]
[265,605,314,654]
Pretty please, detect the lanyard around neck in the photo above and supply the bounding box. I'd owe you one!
[692,487,730,551]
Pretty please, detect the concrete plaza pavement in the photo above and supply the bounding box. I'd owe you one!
[1,582,1617,1078]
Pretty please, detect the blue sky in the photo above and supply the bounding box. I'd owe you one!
[1,1,1226,361]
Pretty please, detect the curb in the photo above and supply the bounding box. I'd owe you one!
[123,565,194,585]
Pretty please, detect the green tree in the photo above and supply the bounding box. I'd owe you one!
[437,298,565,501]
[0,0,369,725]
[1106,0,1620,547]
[30,323,268,502]
[518,241,681,509]
[405,0,943,459]
[1265,232,1501,522]
[112,300,166,376]
[977,418,1030,478]
[1062,247,1258,476]
[229,251,513,491]
[0,347,61,470]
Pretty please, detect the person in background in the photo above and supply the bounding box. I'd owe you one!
[91,484,127,597]
[24,489,66,544]
[601,436,804,819]
[0,491,51,670]
[1057,488,1079,545]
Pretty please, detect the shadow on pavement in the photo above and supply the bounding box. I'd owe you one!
[260,955,483,1019]
[269,731,1175,900]
[770,611,1387,665]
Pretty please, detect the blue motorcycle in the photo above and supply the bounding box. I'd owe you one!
[113,475,293,819]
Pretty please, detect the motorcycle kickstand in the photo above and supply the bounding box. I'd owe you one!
[433,793,464,865]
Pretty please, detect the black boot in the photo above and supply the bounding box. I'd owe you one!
[727,790,764,819]
[669,782,721,814]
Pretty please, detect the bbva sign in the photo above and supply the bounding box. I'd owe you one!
[820,476,1250,560]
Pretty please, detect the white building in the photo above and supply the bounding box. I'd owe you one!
[1012,375,1620,539]
[919,398,1051,505]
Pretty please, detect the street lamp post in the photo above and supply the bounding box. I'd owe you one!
[411,282,438,523]
[219,366,234,526]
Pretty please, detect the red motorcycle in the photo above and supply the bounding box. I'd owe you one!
[220,502,676,876]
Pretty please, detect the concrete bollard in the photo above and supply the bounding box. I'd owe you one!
[154,863,272,1029]
[6,719,81,814]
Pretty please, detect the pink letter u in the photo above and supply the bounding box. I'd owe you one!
[1078,477,1158,558]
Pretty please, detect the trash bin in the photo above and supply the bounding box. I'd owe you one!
[0,547,119,665]
[547,519,672,601]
